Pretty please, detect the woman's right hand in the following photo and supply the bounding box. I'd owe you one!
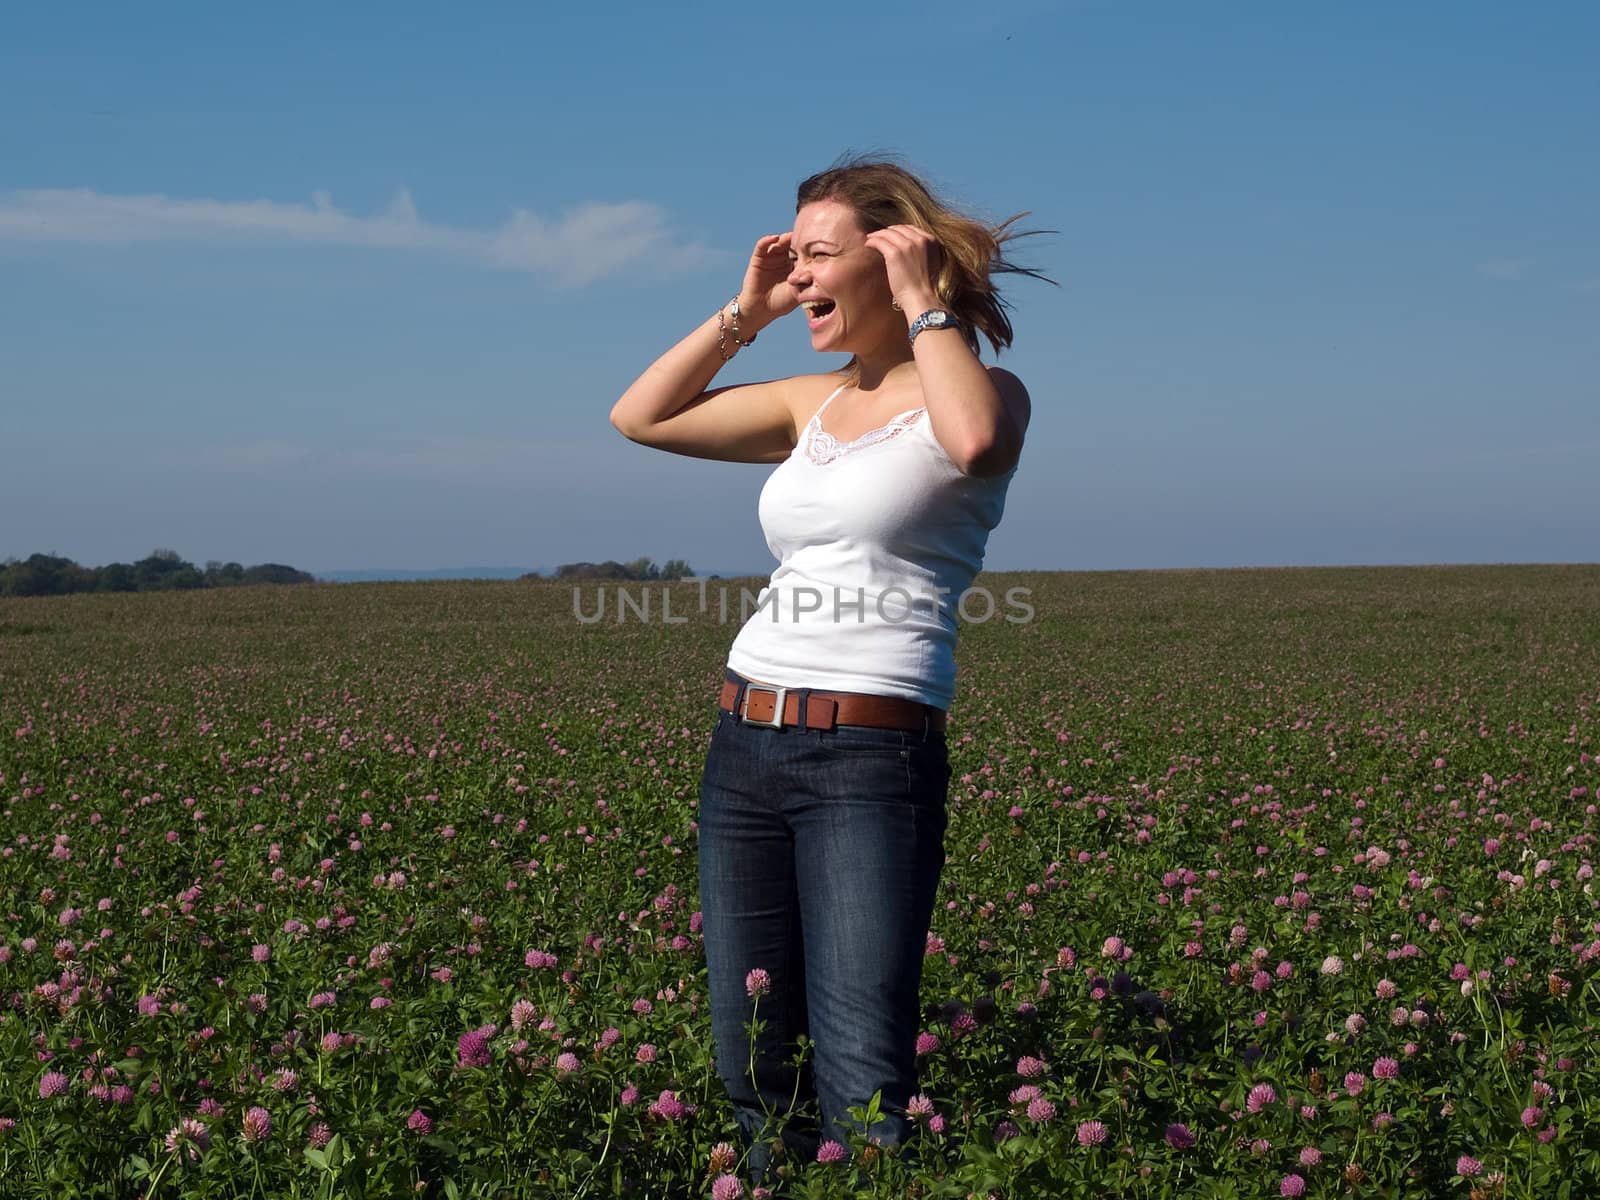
[738,232,798,331]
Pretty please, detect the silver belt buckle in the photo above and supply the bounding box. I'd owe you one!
[739,684,787,729]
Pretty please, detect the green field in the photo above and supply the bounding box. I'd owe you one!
[3,567,1597,1198]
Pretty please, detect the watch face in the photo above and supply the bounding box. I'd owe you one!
[909,309,960,342]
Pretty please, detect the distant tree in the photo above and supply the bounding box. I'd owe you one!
[0,551,313,595]
[553,558,694,581]
[556,560,628,580]
[97,562,137,592]
[241,563,314,586]
[132,550,202,591]
[1,554,89,597]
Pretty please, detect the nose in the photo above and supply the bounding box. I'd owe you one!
[786,261,809,289]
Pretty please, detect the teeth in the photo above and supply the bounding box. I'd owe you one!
[802,300,832,313]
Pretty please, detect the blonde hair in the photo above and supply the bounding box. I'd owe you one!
[795,153,1054,379]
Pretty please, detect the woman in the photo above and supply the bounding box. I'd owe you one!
[610,155,1046,1180]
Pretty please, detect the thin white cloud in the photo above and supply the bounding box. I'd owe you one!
[0,186,717,285]
[1474,259,1530,281]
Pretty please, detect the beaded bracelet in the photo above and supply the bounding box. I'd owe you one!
[715,297,758,362]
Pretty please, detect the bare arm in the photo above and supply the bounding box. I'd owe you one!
[908,318,1031,477]
[609,233,806,464]
[865,225,1030,477]
[609,304,800,464]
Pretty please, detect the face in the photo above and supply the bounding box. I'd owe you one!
[786,199,897,354]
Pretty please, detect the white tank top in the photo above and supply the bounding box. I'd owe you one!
[726,380,1016,710]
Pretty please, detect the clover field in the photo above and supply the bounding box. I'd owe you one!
[2,566,1597,1199]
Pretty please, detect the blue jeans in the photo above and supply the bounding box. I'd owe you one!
[698,672,951,1181]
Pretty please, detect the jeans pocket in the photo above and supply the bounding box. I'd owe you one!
[814,723,914,759]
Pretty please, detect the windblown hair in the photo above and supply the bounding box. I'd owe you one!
[795,153,1055,377]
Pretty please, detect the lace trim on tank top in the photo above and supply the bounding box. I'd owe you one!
[802,384,926,466]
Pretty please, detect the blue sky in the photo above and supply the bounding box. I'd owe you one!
[4,1,1596,575]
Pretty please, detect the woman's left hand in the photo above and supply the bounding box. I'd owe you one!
[864,224,943,314]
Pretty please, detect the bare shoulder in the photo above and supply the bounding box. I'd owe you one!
[987,366,1032,432]
[787,372,854,430]
[617,370,850,465]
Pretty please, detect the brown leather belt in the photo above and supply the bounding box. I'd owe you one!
[720,673,947,734]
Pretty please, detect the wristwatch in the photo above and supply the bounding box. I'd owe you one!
[907,309,961,344]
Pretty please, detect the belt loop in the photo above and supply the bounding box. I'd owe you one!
[796,689,808,730]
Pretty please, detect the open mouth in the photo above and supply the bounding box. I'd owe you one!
[802,300,836,327]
